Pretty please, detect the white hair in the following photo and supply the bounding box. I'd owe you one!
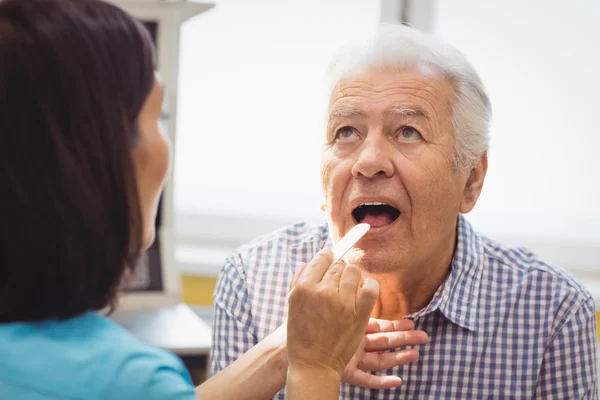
[325,24,492,171]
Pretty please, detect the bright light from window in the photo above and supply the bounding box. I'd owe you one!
[175,0,380,221]
[434,0,600,244]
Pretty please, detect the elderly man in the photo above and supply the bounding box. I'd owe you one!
[211,25,597,399]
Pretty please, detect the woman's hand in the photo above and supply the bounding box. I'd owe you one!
[286,250,380,399]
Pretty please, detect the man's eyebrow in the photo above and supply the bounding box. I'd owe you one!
[385,105,430,120]
[329,105,431,121]
[328,106,363,121]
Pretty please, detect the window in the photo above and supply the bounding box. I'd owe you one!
[174,0,381,273]
[431,0,600,278]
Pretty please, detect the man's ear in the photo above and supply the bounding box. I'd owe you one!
[319,193,327,212]
[460,153,488,214]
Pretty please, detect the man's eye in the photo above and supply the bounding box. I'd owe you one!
[398,126,422,142]
[336,126,359,142]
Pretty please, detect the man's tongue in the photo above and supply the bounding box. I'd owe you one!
[362,211,394,228]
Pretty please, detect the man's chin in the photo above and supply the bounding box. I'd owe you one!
[347,247,409,275]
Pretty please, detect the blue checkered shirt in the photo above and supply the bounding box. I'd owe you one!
[211,215,598,399]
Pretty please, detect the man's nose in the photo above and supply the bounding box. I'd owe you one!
[351,135,394,179]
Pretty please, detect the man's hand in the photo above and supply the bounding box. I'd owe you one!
[342,318,427,389]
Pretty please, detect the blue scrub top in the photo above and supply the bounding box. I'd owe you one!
[0,311,197,399]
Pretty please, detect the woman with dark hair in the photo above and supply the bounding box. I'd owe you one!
[0,0,427,398]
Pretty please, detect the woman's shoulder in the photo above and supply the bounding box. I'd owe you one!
[0,312,196,400]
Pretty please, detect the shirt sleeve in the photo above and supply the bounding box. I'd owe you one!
[535,295,598,399]
[210,256,257,376]
[106,351,198,400]
[143,365,198,400]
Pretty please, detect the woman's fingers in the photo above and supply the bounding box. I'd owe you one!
[356,278,379,317]
[321,261,346,290]
[289,262,308,290]
[294,250,334,286]
[337,264,362,308]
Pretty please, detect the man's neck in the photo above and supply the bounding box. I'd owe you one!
[366,231,457,321]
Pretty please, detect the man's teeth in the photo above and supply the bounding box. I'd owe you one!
[360,202,388,206]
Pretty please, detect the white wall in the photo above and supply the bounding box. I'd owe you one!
[175,0,380,220]
[433,0,600,278]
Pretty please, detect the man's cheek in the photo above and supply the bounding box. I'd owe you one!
[320,161,336,193]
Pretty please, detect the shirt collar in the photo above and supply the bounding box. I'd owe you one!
[323,215,484,332]
[410,214,484,332]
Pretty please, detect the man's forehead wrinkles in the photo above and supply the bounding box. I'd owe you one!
[332,85,447,103]
[330,94,443,117]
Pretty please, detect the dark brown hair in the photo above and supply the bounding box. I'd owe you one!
[0,0,157,322]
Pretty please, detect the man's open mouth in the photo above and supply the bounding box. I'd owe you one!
[351,202,401,228]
